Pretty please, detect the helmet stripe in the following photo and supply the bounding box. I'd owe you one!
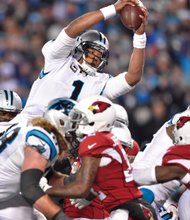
[99,32,106,45]
[4,90,14,105]
[99,32,103,43]
[4,90,9,105]
[10,91,13,105]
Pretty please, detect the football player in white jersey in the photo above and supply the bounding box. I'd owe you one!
[11,0,148,124]
[0,90,22,135]
[132,108,190,220]
[132,107,190,200]
[0,103,71,220]
[133,115,190,220]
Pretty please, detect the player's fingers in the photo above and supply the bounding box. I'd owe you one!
[126,0,141,6]
[78,204,84,209]
[70,199,77,205]
[74,202,81,209]
[139,8,148,22]
[74,203,79,208]
[139,7,148,17]
[125,2,136,7]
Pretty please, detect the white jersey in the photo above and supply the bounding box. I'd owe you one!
[15,29,132,122]
[132,122,173,168]
[132,110,189,207]
[133,108,190,168]
[0,122,59,201]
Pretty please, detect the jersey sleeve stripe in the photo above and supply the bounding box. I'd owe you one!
[26,129,57,161]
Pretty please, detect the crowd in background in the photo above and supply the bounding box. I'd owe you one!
[0,0,189,147]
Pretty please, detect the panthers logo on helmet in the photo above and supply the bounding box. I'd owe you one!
[88,101,111,114]
[176,116,190,129]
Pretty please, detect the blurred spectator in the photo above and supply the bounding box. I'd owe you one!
[0,0,189,146]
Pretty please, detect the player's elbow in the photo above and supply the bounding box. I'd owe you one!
[126,72,142,86]
[131,77,141,86]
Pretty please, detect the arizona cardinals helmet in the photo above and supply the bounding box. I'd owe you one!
[125,140,140,157]
[73,30,109,75]
[0,90,22,113]
[168,107,190,126]
[113,103,129,126]
[45,98,77,134]
[111,124,132,148]
[173,116,190,144]
[69,95,116,136]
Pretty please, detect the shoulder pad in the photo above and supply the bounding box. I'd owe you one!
[26,126,59,162]
[79,132,115,157]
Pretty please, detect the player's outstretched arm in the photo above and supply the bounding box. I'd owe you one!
[125,2,148,86]
[133,164,188,187]
[45,156,100,198]
[65,0,136,38]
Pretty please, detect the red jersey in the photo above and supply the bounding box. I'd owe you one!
[78,131,142,212]
[162,144,190,171]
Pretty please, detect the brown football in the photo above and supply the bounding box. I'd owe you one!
[120,4,144,30]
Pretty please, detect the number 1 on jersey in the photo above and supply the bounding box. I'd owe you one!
[70,80,84,100]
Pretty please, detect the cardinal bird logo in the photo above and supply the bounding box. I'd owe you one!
[176,116,190,129]
[88,101,111,114]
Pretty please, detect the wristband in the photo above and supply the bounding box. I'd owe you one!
[133,33,147,49]
[100,5,116,20]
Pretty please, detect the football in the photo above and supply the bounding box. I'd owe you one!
[120,4,144,30]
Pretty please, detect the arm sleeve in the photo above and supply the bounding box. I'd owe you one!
[20,169,45,205]
[102,72,134,99]
[133,166,157,185]
[42,29,76,61]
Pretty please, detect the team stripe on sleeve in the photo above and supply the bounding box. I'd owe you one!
[26,129,57,161]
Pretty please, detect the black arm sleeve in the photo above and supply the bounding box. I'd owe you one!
[20,169,45,205]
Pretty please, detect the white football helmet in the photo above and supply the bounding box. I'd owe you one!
[111,124,132,148]
[0,90,22,113]
[44,98,77,134]
[69,95,116,136]
[113,103,129,126]
[173,116,190,145]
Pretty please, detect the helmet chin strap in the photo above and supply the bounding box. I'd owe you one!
[79,54,97,76]
[80,62,96,76]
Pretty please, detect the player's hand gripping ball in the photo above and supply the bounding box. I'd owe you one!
[120,2,144,30]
